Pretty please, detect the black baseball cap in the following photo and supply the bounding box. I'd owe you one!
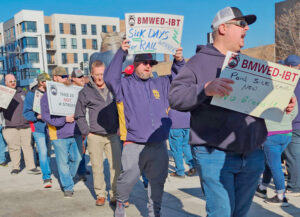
[134,53,158,65]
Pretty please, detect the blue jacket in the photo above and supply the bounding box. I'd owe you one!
[41,92,80,140]
[104,48,184,143]
[169,44,267,154]
[23,90,47,133]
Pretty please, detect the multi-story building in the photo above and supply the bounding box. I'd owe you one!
[0,10,120,87]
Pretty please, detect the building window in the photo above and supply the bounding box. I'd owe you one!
[83,53,88,62]
[91,24,97,35]
[46,39,51,49]
[59,23,64,34]
[64,67,69,74]
[71,38,77,49]
[81,24,87,35]
[70,24,76,35]
[61,53,67,64]
[92,39,98,50]
[24,52,39,64]
[82,39,86,49]
[74,53,78,63]
[113,25,116,32]
[45,24,50,33]
[21,37,38,49]
[84,68,88,75]
[102,25,107,33]
[21,21,37,33]
[47,53,52,64]
[60,38,67,49]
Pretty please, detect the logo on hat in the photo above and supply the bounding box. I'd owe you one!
[228,54,240,68]
[129,15,135,27]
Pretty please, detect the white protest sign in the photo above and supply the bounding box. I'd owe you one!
[211,52,300,122]
[0,85,16,109]
[33,90,44,114]
[125,13,184,55]
[46,81,82,116]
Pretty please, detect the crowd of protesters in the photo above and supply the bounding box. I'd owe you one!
[0,6,300,217]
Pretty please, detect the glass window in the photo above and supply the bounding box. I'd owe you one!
[45,24,50,33]
[60,38,67,49]
[81,24,87,35]
[21,21,37,33]
[64,67,69,74]
[47,53,51,64]
[21,37,38,49]
[82,39,86,49]
[91,24,97,35]
[24,52,39,64]
[74,53,78,63]
[83,53,88,62]
[84,68,88,75]
[46,39,51,49]
[59,23,64,34]
[113,25,116,32]
[61,53,67,64]
[92,39,97,50]
[71,38,77,49]
[70,24,76,35]
[102,25,107,33]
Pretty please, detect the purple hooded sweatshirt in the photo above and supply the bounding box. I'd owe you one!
[168,44,267,154]
[104,48,184,144]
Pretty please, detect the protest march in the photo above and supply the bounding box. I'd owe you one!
[1,4,300,217]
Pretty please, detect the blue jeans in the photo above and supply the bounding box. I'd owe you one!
[52,136,81,191]
[33,132,52,180]
[192,146,264,217]
[284,130,300,191]
[77,137,87,175]
[169,128,194,176]
[262,134,291,193]
[0,126,7,164]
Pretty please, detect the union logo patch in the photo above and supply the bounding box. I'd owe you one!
[152,89,160,99]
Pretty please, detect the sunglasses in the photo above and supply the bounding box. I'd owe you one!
[141,61,154,67]
[8,80,17,83]
[77,75,84,79]
[59,75,69,79]
[225,20,248,28]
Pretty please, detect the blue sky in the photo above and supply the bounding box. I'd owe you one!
[0,0,282,58]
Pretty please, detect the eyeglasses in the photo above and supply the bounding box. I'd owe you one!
[225,20,248,28]
[8,80,16,83]
[59,75,69,79]
[141,61,154,67]
[77,75,84,79]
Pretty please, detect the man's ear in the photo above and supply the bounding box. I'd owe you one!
[218,24,227,35]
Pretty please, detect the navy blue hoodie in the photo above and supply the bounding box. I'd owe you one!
[168,44,267,154]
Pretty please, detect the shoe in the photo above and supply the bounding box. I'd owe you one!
[110,199,116,206]
[115,201,126,217]
[64,191,73,198]
[124,201,129,208]
[96,197,105,206]
[285,189,300,197]
[255,186,267,199]
[0,161,8,167]
[264,195,289,207]
[43,179,52,188]
[27,168,41,175]
[170,172,185,178]
[10,169,20,175]
[79,174,87,182]
[186,168,197,176]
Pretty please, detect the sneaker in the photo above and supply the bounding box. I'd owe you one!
[186,168,197,176]
[285,189,300,197]
[10,169,20,175]
[264,195,289,207]
[170,172,185,178]
[96,197,105,206]
[115,201,126,217]
[27,168,41,175]
[255,186,267,199]
[0,161,8,167]
[64,191,73,198]
[43,179,52,188]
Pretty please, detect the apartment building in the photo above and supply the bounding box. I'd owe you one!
[0,10,120,87]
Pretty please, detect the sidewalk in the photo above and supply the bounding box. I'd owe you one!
[0,151,300,217]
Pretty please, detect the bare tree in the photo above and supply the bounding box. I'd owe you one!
[275,1,300,61]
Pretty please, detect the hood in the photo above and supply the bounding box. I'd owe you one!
[195,44,224,57]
